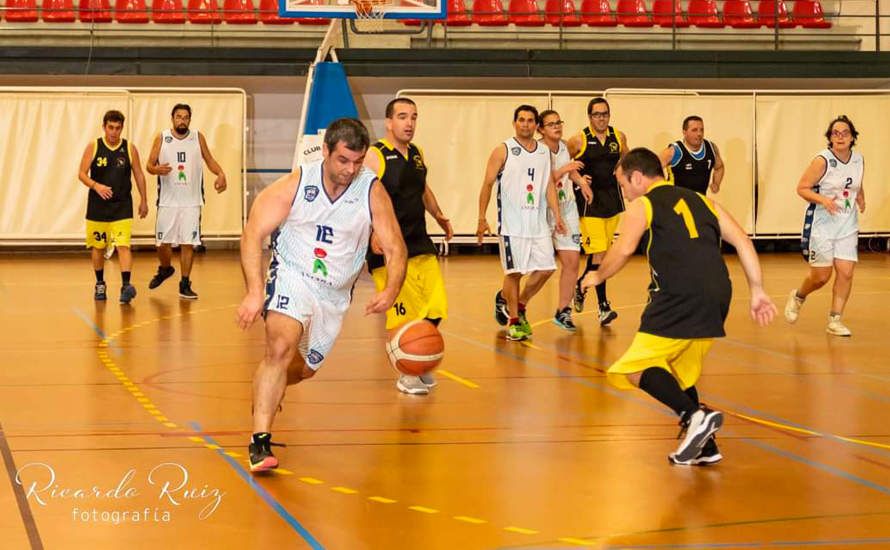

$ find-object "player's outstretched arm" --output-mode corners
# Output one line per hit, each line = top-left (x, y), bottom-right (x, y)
(581, 198), (647, 290)
(713, 200), (776, 327)
(236, 169), (301, 330)
(367, 180), (407, 315)
(477, 145), (506, 244)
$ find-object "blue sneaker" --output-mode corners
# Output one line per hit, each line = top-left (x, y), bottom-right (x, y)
(119, 284), (137, 305)
(94, 282), (107, 301)
(552, 307), (576, 332)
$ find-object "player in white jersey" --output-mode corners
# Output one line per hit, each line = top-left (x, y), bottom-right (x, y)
(477, 105), (566, 342)
(537, 109), (592, 332)
(785, 115), (866, 337)
(146, 103), (227, 300)
(237, 118), (406, 473)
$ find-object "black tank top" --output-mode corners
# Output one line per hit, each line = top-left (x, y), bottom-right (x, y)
(366, 140), (436, 271)
(86, 138), (133, 222)
(638, 183), (731, 339)
(573, 126), (625, 218)
(669, 140), (716, 195)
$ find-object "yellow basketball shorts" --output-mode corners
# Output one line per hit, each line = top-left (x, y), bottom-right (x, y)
(371, 253), (448, 330)
(579, 214), (620, 255)
(608, 332), (714, 390)
(85, 218), (132, 249)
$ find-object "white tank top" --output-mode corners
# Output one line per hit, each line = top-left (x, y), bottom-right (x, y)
(158, 129), (204, 207)
(272, 159), (374, 296)
(496, 138), (551, 237)
(811, 148), (863, 237)
(542, 139), (576, 219)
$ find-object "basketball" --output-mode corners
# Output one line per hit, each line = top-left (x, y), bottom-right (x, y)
(386, 319), (444, 376)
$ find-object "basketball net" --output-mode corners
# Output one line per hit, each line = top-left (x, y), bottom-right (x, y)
(349, 0), (387, 32)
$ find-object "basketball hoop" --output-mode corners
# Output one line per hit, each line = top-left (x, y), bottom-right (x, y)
(350, 0), (387, 31)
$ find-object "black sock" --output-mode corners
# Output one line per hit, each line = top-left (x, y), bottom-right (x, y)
(122, 271), (131, 286)
(595, 280), (608, 307)
(95, 269), (104, 283)
(638, 367), (697, 419)
(578, 260), (600, 286)
(181, 276), (190, 284)
(251, 432), (271, 445)
(684, 386), (700, 408)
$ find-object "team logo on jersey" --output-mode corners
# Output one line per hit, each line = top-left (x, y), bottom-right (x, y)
(572, 234), (581, 244)
(164, 136), (173, 143)
(556, 181), (566, 202)
(842, 190), (851, 209)
(511, 147), (521, 156)
(829, 159), (837, 168)
(177, 164), (187, 183)
(312, 248), (328, 277)
(307, 349), (324, 365)
(413, 155), (425, 170)
(115, 157), (127, 168)
(304, 185), (319, 202)
(609, 142), (619, 153)
(525, 184), (535, 205)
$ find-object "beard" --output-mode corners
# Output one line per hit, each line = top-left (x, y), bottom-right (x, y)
(175, 124), (189, 134)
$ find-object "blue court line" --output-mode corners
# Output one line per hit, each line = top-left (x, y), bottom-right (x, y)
(72, 307), (122, 356)
(247, 168), (291, 174)
(188, 421), (324, 550)
(742, 438), (890, 495)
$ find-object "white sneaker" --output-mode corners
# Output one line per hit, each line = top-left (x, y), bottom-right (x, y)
(784, 289), (804, 323)
(826, 314), (852, 337)
(419, 373), (437, 388)
(670, 408), (723, 463)
(397, 375), (429, 395)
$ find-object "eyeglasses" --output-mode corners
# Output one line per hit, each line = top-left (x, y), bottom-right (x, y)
(831, 130), (851, 138)
(590, 111), (610, 118)
(543, 120), (564, 127)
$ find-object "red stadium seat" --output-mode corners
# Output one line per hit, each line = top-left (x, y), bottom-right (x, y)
(616, 0), (652, 26)
(187, 0), (222, 23)
(792, 0), (830, 28)
(472, 0), (508, 25)
(43, 0), (77, 22)
(115, 0), (149, 22)
(545, 0), (582, 26)
(652, 0), (688, 27)
(223, 0), (257, 23)
(510, 0), (545, 25)
(80, 0), (112, 21)
(5, 0), (40, 21)
(258, 0), (295, 23)
(723, 0), (758, 27)
(686, 0), (722, 26)
(153, 0), (186, 22)
(757, 0), (793, 27)
(579, 0), (616, 26)
(445, 0), (472, 25)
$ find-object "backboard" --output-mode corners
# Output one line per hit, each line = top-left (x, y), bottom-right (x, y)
(279, 0), (445, 19)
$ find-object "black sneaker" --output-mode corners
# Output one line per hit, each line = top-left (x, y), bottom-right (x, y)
(573, 282), (586, 313)
(669, 407), (723, 464)
(119, 284), (137, 305)
(179, 280), (198, 300)
(148, 265), (175, 289)
(670, 436), (722, 466)
(94, 282), (107, 301)
(598, 301), (618, 326)
(249, 434), (284, 473)
(494, 291), (509, 326)
(553, 307), (576, 332)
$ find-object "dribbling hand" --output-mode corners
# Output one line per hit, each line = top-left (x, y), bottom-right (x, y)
(365, 289), (396, 315)
(236, 292), (265, 330)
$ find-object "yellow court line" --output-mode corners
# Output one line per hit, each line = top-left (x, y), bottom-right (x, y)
(558, 537), (595, 546)
(437, 368), (480, 389)
(454, 515), (487, 525)
(408, 505), (439, 514)
(504, 526), (539, 535)
(368, 496), (398, 504)
(332, 486), (358, 495)
(520, 341), (544, 351)
(299, 477), (325, 485)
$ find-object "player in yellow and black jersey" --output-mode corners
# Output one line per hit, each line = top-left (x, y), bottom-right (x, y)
(567, 97), (628, 326)
(78, 110), (148, 304)
(581, 148), (776, 466)
(364, 97), (452, 396)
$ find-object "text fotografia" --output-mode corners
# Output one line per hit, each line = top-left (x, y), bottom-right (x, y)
(15, 462), (225, 521)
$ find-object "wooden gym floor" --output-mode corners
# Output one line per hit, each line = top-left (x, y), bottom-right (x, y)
(0, 250), (889, 549)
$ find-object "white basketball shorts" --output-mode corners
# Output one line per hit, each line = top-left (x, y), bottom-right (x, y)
(156, 206), (201, 246)
(499, 235), (556, 275)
